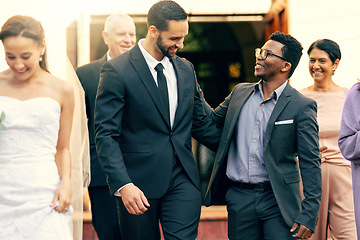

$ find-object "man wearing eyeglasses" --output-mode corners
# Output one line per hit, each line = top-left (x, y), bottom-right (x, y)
(204, 32), (322, 239)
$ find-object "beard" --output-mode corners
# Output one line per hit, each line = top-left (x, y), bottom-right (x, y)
(254, 72), (265, 80)
(156, 34), (176, 58)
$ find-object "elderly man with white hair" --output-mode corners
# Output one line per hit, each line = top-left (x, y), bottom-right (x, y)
(76, 13), (136, 240)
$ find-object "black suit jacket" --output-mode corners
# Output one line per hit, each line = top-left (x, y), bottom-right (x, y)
(76, 55), (107, 187)
(204, 82), (322, 232)
(94, 44), (221, 198)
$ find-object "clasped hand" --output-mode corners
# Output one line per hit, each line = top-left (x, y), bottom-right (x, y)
(290, 223), (313, 239)
(50, 180), (72, 213)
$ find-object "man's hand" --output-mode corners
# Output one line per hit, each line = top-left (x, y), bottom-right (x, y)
(290, 223), (313, 239)
(120, 184), (150, 215)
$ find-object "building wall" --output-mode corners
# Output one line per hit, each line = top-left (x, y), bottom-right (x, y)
(0, 0), (79, 80)
(288, 0), (360, 90)
(0, 0), (271, 74)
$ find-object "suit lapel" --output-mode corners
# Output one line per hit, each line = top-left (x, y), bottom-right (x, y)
(129, 45), (170, 127)
(217, 84), (255, 166)
(263, 83), (292, 150)
(97, 55), (107, 72)
(99, 55), (107, 64)
(226, 84), (255, 135)
(170, 56), (184, 127)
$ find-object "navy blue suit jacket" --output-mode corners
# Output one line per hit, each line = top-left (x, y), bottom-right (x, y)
(94, 44), (221, 198)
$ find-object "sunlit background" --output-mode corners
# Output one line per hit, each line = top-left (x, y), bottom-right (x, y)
(1, 0), (360, 202)
(1, 1), (360, 238)
(1, 0), (359, 91)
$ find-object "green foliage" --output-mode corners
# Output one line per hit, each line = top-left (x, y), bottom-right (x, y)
(0, 111), (7, 131)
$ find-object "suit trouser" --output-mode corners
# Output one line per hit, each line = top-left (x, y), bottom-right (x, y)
(116, 163), (201, 240)
(88, 186), (121, 240)
(226, 185), (294, 240)
(309, 163), (356, 240)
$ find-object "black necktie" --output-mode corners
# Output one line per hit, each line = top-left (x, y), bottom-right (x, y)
(155, 63), (170, 121)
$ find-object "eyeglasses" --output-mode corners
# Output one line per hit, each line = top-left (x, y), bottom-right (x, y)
(255, 48), (288, 62)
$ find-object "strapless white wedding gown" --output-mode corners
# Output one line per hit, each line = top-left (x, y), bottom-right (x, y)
(0, 96), (73, 240)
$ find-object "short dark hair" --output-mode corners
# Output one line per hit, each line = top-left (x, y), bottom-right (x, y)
(0, 15), (48, 72)
(307, 39), (341, 64)
(147, 0), (187, 31)
(269, 31), (303, 78)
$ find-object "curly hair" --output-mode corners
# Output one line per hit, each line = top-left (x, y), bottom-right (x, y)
(270, 31), (303, 78)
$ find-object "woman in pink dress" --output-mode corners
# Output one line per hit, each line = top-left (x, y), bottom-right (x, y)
(300, 39), (356, 239)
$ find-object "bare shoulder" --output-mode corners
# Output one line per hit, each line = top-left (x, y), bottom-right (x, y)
(0, 70), (13, 94)
(45, 73), (74, 105)
(55, 76), (73, 97)
(0, 69), (12, 82)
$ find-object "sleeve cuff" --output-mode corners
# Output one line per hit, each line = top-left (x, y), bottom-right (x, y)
(114, 183), (134, 197)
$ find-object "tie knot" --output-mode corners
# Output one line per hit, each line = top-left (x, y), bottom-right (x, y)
(155, 63), (164, 72)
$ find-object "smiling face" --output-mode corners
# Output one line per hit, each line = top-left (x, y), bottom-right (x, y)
(155, 20), (188, 58)
(103, 17), (136, 58)
(254, 40), (287, 81)
(308, 47), (338, 84)
(3, 35), (44, 81)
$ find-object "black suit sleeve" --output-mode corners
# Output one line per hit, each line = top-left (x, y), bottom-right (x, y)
(211, 85), (242, 128)
(190, 65), (222, 152)
(294, 99), (322, 231)
(197, 85), (214, 117)
(94, 61), (131, 195)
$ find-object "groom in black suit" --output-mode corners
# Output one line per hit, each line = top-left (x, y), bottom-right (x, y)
(76, 14), (136, 240)
(94, 1), (221, 239)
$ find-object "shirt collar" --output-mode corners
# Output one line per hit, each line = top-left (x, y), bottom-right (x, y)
(106, 51), (112, 61)
(138, 39), (172, 71)
(254, 80), (288, 101)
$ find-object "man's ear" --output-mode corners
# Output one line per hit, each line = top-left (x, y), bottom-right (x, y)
(102, 31), (109, 45)
(149, 25), (159, 39)
(281, 61), (292, 74)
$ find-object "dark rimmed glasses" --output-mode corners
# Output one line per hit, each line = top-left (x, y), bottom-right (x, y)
(255, 48), (288, 62)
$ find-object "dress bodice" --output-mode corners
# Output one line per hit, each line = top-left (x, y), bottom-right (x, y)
(300, 88), (349, 165)
(0, 96), (73, 240)
(0, 96), (60, 162)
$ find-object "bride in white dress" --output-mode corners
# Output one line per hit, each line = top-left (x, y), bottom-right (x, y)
(0, 15), (74, 239)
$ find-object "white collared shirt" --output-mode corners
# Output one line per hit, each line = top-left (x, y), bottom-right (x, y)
(106, 51), (112, 61)
(226, 80), (288, 183)
(138, 39), (178, 128)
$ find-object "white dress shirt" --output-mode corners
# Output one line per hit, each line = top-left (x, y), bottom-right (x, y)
(138, 39), (178, 127)
(115, 39), (179, 196)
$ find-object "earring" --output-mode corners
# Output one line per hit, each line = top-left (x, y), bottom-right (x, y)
(39, 56), (43, 62)
(332, 69), (336, 75)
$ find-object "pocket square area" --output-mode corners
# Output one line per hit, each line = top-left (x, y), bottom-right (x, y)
(275, 119), (294, 125)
